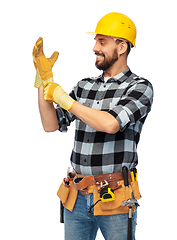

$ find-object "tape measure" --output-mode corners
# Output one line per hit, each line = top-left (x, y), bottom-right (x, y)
(88, 181), (115, 214)
(100, 187), (115, 202)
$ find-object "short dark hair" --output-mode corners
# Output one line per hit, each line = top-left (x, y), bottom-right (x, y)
(115, 39), (131, 56)
(126, 42), (131, 56)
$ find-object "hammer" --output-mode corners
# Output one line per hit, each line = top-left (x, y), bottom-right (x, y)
(122, 166), (139, 240)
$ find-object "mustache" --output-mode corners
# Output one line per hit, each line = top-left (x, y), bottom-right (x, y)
(95, 52), (105, 57)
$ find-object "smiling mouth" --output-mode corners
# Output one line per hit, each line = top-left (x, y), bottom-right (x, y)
(95, 53), (104, 61)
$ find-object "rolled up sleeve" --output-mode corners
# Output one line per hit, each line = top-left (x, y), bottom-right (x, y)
(55, 86), (77, 132)
(56, 106), (75, 132)
(108, 79), (153, 131)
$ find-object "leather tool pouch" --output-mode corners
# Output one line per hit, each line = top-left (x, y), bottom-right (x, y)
(57, 179), (78, 212)
(57, 171), (141, 215)
(131, 181), (141, 199)
(97, 180), (141, 212)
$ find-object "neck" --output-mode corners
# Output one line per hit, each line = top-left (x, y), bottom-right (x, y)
(104, 59), (128, 77)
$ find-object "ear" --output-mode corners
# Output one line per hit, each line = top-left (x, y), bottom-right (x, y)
(118, 42), (128, 55)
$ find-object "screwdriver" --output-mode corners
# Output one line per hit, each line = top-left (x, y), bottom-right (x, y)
(131, 168), (138, 182)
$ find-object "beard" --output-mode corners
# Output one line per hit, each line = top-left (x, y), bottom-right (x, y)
(95, 49), (118, 71)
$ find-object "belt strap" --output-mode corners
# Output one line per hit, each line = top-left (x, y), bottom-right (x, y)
(74, 171), (131, 195)
(74, 175), (95, 191)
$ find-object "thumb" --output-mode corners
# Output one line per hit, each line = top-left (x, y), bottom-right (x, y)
(48, 51), (59, 67)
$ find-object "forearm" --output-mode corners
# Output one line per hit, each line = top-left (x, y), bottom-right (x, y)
(42, 82), (119, 133)
(70, 101), (120, 134)
(38, 86), (59, 132)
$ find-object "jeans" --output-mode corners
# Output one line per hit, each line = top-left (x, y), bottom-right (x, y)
(64, 192), (137, 240)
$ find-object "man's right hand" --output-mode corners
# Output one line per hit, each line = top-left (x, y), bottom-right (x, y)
(32, 37), (59, 88)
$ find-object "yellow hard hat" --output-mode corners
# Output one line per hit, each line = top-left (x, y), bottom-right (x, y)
(88, 12), (136, 47)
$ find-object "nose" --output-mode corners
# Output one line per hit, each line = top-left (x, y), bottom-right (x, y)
(92, 41), (100, 53)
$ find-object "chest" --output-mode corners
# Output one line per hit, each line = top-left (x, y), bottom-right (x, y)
(76, 81), (129, 111)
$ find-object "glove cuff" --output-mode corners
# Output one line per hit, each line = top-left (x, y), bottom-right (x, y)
(34, 69), (42, 88)
(59, 93), (75, 110)
(53, 86), (75, 110)
(42, 77), (54, 86)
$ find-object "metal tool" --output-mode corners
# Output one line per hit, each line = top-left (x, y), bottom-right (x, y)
(100, 180), (109, 188)
(60, 167), (71, 223)
(122, 166), (139, 240)
(60, 201), (64, 223)
(100, 180), (115, 202)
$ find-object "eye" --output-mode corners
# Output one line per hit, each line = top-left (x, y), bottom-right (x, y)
(100, 41), (106, 46)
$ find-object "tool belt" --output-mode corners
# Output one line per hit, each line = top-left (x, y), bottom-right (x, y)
(57, 170), (141, 216)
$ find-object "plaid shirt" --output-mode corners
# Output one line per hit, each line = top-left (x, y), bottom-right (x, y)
(56, 67), (153, 175)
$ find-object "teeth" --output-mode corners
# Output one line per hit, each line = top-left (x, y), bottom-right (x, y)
(97, 55), (103, 58)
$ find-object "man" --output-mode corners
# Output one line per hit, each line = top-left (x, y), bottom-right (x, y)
(33, 12), (153, 240)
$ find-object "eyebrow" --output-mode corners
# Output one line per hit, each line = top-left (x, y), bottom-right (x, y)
(94, 37), (107, 41)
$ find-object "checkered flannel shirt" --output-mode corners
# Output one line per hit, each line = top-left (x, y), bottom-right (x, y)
(56, 67), (153, 175)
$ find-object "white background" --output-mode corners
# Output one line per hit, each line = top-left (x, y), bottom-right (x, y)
(1, 0), (176, 239)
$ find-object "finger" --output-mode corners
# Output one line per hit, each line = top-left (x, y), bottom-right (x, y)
(48, 51), (59, 67)
(36, 37), (43, 45)
(32, 37), (43, 57)
(35, 37), (43, 54)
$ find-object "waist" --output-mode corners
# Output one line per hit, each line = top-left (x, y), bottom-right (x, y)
(77, 171), (131, 182)
(74, 171), (132, 195)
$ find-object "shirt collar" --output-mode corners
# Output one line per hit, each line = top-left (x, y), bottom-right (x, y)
(94, 67), (132, 84)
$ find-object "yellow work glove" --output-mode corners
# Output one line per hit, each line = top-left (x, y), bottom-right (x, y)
(44, 83), (75, 111)
(34, 69), (43, 88)
(32, 37), (59, 88)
